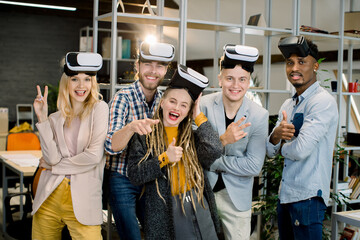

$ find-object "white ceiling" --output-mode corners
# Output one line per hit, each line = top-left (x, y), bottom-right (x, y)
(130, 0), (360, 60)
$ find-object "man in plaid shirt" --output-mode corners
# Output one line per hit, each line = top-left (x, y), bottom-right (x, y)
(105, 41), (175, 240)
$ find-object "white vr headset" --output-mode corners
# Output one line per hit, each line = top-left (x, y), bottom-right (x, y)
(168, 64), (209, 101)
(139, 42), (175, 63)
(64, 52), (103, 76)
(221, 44), (259, 73)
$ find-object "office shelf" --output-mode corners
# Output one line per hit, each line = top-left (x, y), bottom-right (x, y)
(340, 144), (360, 151)
(91, 0), (360, 238)
(342, 92), (360, 96)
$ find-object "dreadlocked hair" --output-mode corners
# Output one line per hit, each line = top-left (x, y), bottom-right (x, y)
(138, 88), (205, 213)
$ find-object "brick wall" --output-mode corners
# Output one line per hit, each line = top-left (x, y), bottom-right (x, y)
(0, 11), (91, 129)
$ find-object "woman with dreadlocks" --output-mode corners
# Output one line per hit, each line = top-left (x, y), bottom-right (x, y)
(127, 64), (223, 240)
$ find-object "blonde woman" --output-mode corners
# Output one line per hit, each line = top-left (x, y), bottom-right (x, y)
(127, 65), (222, 240)
(32, 52), (108, 239)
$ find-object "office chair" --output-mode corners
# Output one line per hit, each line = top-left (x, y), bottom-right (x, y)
(4, 167), (71, 240)
(4, 132), (71, 239)
(2, 131), (40, 239)
(4, 131), (41, 192)
(4, 189), (33, 239)
(6, 131), (41, 151)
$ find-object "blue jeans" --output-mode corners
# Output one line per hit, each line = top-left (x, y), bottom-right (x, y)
(108, 171), (145, 240)
(277, 197), (327, 240)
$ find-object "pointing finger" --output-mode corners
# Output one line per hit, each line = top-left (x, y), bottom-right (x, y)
(145, 118), (160, 126)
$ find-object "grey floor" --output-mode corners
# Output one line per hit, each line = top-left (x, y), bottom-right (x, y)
(0, 187), (337, 240)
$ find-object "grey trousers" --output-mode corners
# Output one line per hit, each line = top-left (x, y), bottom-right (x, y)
(172, 189), (218, 240)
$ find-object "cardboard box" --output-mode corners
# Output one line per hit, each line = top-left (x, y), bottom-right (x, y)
(0, 132), (7, 151)
(102, 37), (125, 59)
(102, 37), (111, 59)
(0, 108), (9, 133)
(345, 12), (360, 31)
(79, 36), (93, 52)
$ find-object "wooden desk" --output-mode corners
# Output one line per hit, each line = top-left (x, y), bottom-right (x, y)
(331, 210), (360, 240)
(0, 150), (41, 234)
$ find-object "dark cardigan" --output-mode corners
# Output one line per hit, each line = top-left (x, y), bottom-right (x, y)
(127, 121), (223, 240)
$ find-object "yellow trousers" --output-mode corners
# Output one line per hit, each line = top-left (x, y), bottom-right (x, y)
(32, 178), (102, 240)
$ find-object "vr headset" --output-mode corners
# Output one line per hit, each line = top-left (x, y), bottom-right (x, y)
(220, 44), (259, 73)
(139, 42), (175, 63)
(278, 35), (319, 60)
(168, 64), (209, 101)
(64, 52), (103, 76)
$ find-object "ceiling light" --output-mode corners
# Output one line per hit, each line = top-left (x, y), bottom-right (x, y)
(144, 35), (157, 44)
(0, 1), (76, 11)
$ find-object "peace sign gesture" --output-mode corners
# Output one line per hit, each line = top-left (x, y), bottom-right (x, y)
(33, 85), (49, 123)
(220, 116), (251, 146)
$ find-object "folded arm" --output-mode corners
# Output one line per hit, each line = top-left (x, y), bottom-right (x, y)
(51, 102), (109, 175)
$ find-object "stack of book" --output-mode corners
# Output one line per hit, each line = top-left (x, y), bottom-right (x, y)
(340, 225), (360, 240)
(335, 180), (352, 202)
(349, 177), (360, 199)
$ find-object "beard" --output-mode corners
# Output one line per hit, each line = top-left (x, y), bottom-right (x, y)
(139, 74), (165, 91)
(292, 83), (303, 88)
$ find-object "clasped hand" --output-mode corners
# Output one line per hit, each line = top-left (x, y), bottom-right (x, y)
(39, 157), (52, 170)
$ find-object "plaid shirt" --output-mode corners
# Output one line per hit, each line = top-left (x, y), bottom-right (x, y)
(105, 80), (162, 175)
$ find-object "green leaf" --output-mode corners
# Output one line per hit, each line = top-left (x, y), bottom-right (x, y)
(318, 57), (326, 64)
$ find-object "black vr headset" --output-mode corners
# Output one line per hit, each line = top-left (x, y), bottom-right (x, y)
(64, 52), (103, 76)
(168, 64), (209, 101)
(278, 35), (319, 60)
(220, 44), (259, 73)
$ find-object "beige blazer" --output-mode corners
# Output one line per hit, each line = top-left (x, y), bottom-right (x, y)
(32, 101), (109, 225)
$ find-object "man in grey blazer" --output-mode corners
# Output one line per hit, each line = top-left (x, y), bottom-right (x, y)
(200, 44), (269, 240)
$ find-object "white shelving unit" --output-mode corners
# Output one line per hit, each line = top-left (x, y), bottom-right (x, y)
(79, 26), (140, 101)
(91, 0), (295, 105)
(91, 0), (360, 238)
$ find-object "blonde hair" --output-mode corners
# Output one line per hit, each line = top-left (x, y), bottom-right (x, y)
(139, 88), (205, 212)
(57, 73), (102, 126)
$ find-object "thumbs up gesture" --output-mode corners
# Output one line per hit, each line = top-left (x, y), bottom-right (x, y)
(166, 138), (183, 163)
(270, 110), (295, 145)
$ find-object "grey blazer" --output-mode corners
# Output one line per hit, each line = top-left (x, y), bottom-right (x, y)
(200, 92), (269, 211)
